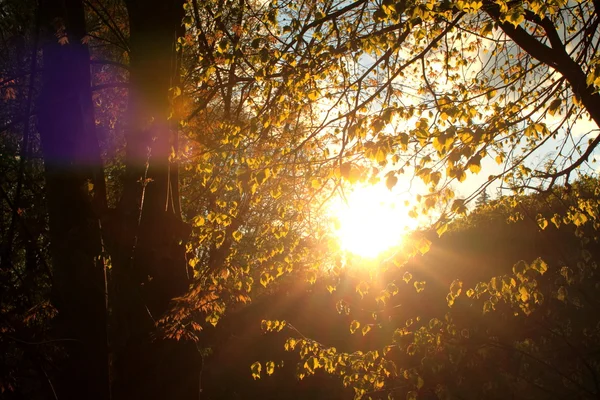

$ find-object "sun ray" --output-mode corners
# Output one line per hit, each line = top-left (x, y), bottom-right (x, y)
(332, 184), (417, 259)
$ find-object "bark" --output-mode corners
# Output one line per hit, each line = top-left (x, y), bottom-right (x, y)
(37, 0), (109, 398)
(484, 3), (600, 181)
(111, 0), (199, 398)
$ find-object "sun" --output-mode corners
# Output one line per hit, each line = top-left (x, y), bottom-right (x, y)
(332, 184), (417, 258)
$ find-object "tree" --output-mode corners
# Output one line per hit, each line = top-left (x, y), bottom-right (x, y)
(475, 189), (490, 208)
(4, 0), (600, 399)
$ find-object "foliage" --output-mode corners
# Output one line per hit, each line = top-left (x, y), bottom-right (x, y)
(258, 178), (600, 399)
(2, 0), (600, 398)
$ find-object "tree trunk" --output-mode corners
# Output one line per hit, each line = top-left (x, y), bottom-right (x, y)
(111, 1), (199, 398)
(37, 0), (109, 399)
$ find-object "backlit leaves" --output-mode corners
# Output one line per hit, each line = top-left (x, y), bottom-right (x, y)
(265, 361), (275, 376)
(251, 361), (261, 380)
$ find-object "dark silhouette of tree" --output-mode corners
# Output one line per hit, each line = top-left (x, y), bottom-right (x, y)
(475, 189), (490, 209)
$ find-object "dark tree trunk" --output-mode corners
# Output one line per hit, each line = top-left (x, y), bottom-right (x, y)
(37, 0), (109, 399)
(111, 1), (199, 398)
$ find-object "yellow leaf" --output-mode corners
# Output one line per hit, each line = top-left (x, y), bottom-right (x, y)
(536, 214), (548, 230)
(233, 230), (243, 241)
(350, 320), (360, 334)
(361, 325), (371, 336)
(250, 361), (262, 380)
(193, 216), (205, 227)
(356, 281), (369, 298)
(266, 361), (275, 376)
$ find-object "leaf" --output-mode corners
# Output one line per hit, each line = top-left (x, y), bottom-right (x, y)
(506, 7), (525, 27)
(519, 286), (530, 302)
(255, 168), (271, 185)
(260, 272), (272, 287)
(361, 325), (371, 336)
(350, 320), (360, 334)
(435, 221), (448, 237)
(414, 281), (426, 293)
(450, 279), (463, 297)
(169, 86), (181, 99)
(193, 216), (205, 227)
(481, 21), (494, 36)
(356, 281), (369, 298)
(306, 270), (317, 285)
(386, 174), (398, 190)
(266, 361), (275, 376)
(206, 313), (220, 327)
(557, 286), (567, 302)
(536, 214), (548, 230)
(548, 98), (561, 116)
(451, 199), (467, 214)
(467, 155), (482, 174)
(572, 212), (588, 227)
(418, 238), (431, 255)
(250, 361), (262, 380)
(232, 230), (243, 241)
(483, 300), (494, 314)
(340, 162), (352, 178)
(304, 356), (320, 373)
(531, 258), (548, 275)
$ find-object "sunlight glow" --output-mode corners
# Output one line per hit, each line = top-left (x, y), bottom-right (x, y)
(332, 184), (417, 259)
